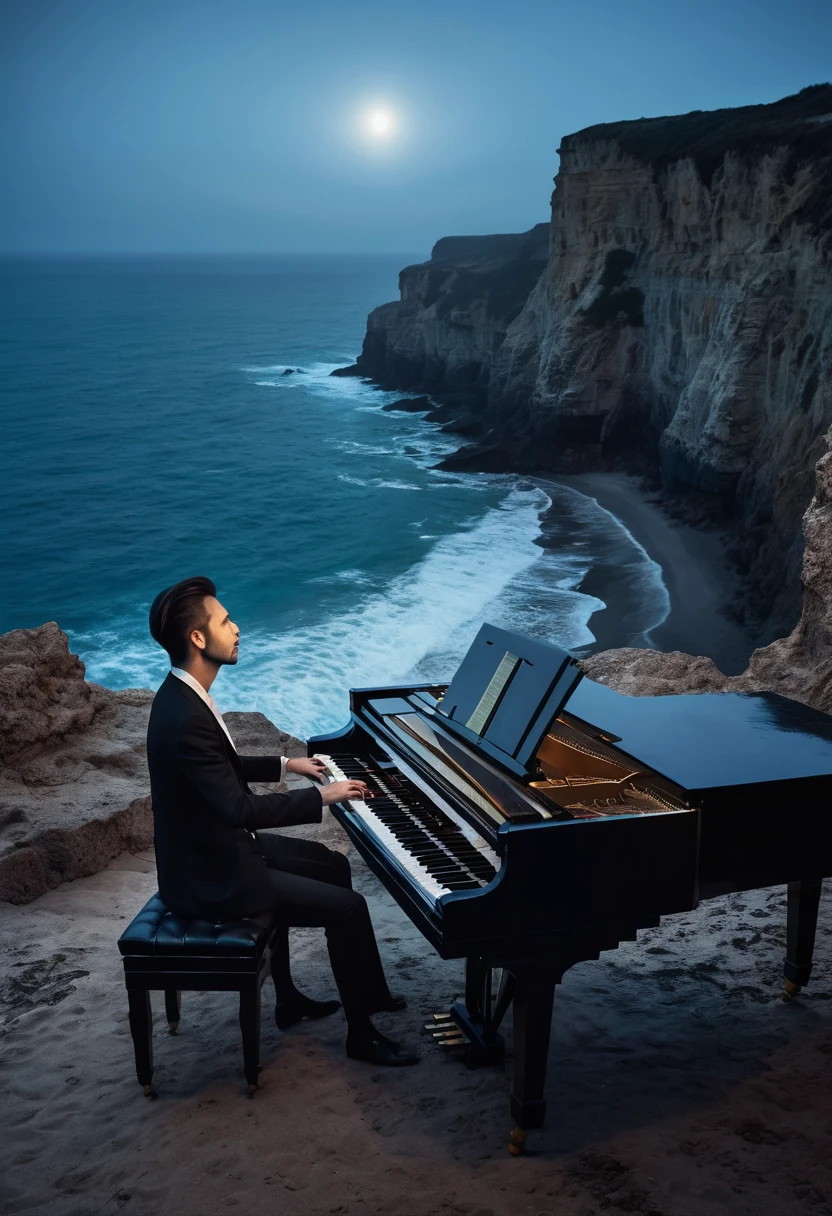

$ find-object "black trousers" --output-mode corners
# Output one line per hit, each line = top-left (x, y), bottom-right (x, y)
(257, 832), (393, 1018)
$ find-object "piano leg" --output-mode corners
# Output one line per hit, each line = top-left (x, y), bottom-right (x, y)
(784, 877), (823, 998)
(508, 965), (557, 1156)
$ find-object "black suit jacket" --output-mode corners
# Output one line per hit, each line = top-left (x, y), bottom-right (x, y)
(146, 672), (323, 921)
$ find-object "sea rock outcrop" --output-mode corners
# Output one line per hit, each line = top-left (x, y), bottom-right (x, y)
(347, 86), (832, 644)
(0, 626), (305, 904)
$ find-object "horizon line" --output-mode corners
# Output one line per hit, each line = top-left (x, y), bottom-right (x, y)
(0, 249), (433, 258)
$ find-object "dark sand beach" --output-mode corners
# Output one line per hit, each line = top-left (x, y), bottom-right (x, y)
(541, 474), (755, 675)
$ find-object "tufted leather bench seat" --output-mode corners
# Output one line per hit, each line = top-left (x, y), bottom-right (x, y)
(118, 892), (281, 1097)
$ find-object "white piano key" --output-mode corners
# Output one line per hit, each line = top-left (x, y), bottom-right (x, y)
(314, 752), (501, 875)
(313, 753), (496, 903)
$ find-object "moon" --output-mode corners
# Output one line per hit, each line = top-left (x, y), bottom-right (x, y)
(366, 109), (395, 138)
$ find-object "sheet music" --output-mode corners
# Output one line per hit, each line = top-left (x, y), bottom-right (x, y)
(466, 651), (520, 736)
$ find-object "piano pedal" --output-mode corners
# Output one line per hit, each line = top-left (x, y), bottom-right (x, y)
(424, 1014), (468, 1051)
(426, 1025), (466, 1040)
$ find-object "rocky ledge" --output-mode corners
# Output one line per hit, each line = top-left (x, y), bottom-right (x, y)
(0, 625), (305, 904)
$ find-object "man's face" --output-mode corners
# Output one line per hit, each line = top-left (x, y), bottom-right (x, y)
(193, 596), (240, 666)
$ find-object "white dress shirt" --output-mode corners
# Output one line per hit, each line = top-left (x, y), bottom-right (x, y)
(170, 668), (287, 783)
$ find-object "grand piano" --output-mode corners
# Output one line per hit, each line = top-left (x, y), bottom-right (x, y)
(308, 625), (832, 1154)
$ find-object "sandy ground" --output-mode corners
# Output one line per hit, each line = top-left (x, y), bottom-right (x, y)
(2, 808), (831, 1216)
(544, 474), (754, 675)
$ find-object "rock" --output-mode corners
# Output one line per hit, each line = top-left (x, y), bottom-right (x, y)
(281, 368), (295, 375)
(580, 649), (741, 697)
(0, 626), (306, 904)
(350, 225), (549, 401)
(743, 428), (832, 712)
(436, 441), (514, 473)
(329, 364), (364, 377)
(0, 626), (156, 903)
(223, 710), (306, 759)
(349, 87), (832, 646)
(580, 426), (832, 715)
(0, 795), (154, 905)
(0, 622), (114, 764)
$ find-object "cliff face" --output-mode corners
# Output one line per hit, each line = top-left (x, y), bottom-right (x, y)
(348, 87), (832, 642)
(355, 224), (550, 409)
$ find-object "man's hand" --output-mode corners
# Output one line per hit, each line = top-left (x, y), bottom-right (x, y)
(321, 779), (371, 806)
(286, 757), (328, 781)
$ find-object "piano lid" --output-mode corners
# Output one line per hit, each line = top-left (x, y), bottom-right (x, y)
(567, 678), (832, 793)
(434, 624), (583, 775)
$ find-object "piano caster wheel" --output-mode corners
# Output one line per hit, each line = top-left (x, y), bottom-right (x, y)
(783, 979), (802, 1001)
(142, 1085), (156, 1101)
(167, 1021), (180, 1035)
(246, 1083), (259, 1098)
(508, 1126), (527, 1156)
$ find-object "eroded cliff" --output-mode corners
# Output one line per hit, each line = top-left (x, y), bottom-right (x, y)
(345, 86), (832, 643)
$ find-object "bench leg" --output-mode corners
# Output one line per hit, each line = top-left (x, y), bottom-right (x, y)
(239, 982), (261, 1092)
(164, 989), (181, 1034)
(127, 988), (155, 1098)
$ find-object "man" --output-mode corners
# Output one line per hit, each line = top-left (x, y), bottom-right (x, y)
(146, 575), (418, 1067)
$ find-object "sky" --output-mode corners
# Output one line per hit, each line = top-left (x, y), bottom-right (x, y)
(1, 0), (830, 253)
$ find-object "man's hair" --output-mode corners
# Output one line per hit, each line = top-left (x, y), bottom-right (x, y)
(149, 576), (217, 666)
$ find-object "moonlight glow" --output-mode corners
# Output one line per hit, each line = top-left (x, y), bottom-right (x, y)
(366, 109), (395, 138)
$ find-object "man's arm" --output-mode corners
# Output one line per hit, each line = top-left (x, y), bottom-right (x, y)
(239, 755), (327, 783)
(238, 755), (286, 783)
(175, 715), (322, 830)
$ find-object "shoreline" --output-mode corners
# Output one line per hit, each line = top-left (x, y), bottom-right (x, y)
(536, 472), (756, 676)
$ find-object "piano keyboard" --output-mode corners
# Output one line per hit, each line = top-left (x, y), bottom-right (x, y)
(314, 753), (501, 904)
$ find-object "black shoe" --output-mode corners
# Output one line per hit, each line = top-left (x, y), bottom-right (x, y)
(275, 994), (341, 1030)
(345, 1030), (420, 1067)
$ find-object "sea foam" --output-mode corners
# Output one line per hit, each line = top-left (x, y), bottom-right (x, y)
(224, 485), (552, 738)
(73, 361), (668, 740)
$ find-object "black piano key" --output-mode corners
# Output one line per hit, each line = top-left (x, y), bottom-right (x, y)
(415, 851), (458, 865)
(330, 755), (498, 887)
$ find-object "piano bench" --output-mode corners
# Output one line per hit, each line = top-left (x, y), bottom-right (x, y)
(117, 892), (281, 1098)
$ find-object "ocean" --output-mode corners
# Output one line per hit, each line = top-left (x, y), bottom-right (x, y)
(0, 254), (669, 739)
